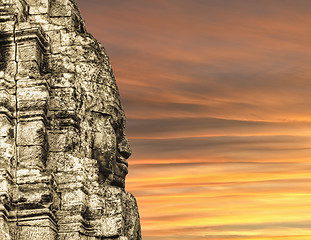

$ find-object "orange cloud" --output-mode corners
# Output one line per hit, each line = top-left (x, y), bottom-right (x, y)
(76, 0), (311, 239)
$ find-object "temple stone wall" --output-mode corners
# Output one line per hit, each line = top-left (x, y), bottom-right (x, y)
(0, 0), (142, 239)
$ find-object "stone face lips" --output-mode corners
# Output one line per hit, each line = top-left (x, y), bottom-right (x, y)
(0, 0), (142, 239)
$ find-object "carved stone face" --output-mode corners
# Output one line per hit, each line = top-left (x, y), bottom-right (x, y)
(114, 121), (132, 186)
(91, 110), (131, 187)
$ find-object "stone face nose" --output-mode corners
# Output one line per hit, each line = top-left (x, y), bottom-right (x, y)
(118, 135), (132, 159)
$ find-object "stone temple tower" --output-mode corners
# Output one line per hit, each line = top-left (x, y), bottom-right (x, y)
(0, 0), (142, 239)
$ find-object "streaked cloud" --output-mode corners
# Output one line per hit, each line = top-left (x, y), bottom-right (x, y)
(76, 0), (311, 239)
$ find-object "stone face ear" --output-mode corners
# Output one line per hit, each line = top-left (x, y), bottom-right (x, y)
(0, 0), (141, 239)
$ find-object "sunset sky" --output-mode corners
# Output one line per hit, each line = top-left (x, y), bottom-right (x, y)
(76, 1), (311, 239)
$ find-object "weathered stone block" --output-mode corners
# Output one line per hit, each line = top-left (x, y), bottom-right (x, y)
(17, 183), (51, 204)
(57, 231), (83, 240)
(50, 110), (79, 128)
(0, 90), (15, 115)
(0, 80), (15, 94)
(0, 171), (12, 198)
(61, 189), (86, 211)
(0, 216), (10, 240)
(0, 115), (13, 137)
(14, 225), (57, 240)
(17, 146), (46, 169)
(54, 153), (83, 171)
(0, 60), (16, 81)
(45, 29), (61, 52)
(17, 85), (48, 102)
(48, 129), (79, 153)
(60, 29), (77, 46)
(25, 0), (49, 14)
(0, 179), (9, 196)
(16, 78), (47, 87)
(17, 42), (43, 63)
(15, 168), (41, 179)
(49, 0), (77, 17)
(100, 214), (123, 237)
(17, 120), (46, 146)
(18, 100), (47, 112)
(0, 44), (15, 62)
(49, 87), (77, 111)
(49, 54), (75, 72)
(0, 20), (14, 32)
(49, 16), (73, 29)
(48, 73), (74, 88)
(0, 136), (14, 168)
(28, 13), (50, 24)
(17, 60), (41, 78)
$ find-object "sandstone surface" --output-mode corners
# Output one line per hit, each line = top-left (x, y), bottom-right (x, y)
(0, 0), (142, 239)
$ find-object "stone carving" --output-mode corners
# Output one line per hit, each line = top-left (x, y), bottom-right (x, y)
(0, 0), (141, 239)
